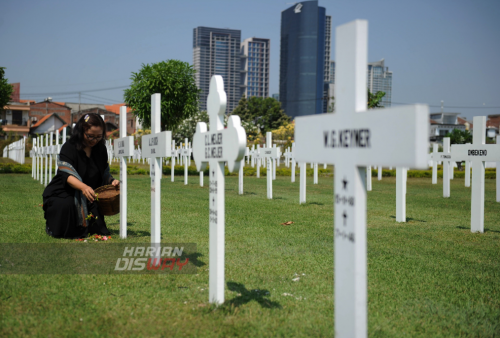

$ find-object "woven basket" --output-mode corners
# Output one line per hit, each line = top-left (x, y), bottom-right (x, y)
(95, 185), (120, 216)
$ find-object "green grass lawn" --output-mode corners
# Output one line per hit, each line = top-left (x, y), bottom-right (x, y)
(0, 172), (499, 337)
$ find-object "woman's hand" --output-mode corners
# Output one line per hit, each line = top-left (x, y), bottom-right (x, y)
(111, 179), (120, 187)
(81, 184), (96, 202)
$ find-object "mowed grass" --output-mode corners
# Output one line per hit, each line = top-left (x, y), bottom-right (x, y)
(0, 171), (499, 337)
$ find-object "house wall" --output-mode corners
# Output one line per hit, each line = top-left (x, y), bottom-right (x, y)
(29, 102), (71, 125)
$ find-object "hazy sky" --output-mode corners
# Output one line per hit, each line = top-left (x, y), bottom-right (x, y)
(1, 0), (499, 120)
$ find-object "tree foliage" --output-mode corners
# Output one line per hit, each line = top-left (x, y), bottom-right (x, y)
(368, 90), (386, 109)
(233, 96), (289, 134)
(446, 128), (472, 145)
(0, 67), (13, 113)
(271, 121), (294, 150)
(123, 60), (200, 132)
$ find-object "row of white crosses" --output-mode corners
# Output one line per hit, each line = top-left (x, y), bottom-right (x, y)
(4, 137), (26, 164)
(430, 116), (500, 233)
(295, 20), (429, 338)
(32, 129), (66, 186)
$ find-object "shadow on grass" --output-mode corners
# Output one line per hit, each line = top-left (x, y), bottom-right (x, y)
(185, 252), (206, 267)
(221, 282), (282, 310)
(301, 201), (324, 206)
(108, 222), (136, 227)
(456, 226), (500, 233)
(243, 192), (257, 195)
(274, 197), (286, 200)
(108, 229), (151, 237)
(390, 216), (427, 223)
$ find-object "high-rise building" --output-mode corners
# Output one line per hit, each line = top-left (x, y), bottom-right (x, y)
(329, 59), (393, 107)
(279, 1), (331, 119)
(193, 26), (241, 114)
(240, 38), (270, 99)
(367, 59), (392, 107)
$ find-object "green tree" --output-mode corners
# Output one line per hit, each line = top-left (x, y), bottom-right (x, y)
(445, 128), (473, 170)
(0, 67), (13, 113)
(234, 96), (289, 134)
(124, 60), (200, 132)
(368, 90), (386, 109)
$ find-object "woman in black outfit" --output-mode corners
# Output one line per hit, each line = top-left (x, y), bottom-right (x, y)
(42, 113), (120, 238)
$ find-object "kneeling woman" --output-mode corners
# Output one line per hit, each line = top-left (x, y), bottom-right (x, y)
(43, 113), (119, 238)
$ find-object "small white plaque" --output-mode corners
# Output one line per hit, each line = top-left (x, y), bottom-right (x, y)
(142, 131), (172, 158)
(114, 136), (135, 157)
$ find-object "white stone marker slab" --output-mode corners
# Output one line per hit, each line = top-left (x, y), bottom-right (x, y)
(396, 167), (408, 222)
(192, 75), (246, 305)
(294, 20), (428, 338)
(114, 106), (135, 239)
(299, 162), (306, 204)
(314, 163), (318, 184)
(291, 143), (296, 183)
(366, 166), (372, 191)
(451, 116), (500, 233)
(141, 94), (172, 244)
(431, 144), (439, 184)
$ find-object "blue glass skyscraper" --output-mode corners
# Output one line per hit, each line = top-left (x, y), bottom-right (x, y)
(279, 1), (331, 119)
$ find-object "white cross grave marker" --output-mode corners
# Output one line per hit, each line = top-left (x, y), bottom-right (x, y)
(171, 141), (177, 182)
(497, 136), (500, 202)
(261, 132), (281, 199)
(377, 166), (382, 181)
(192, 75), (246, 304)
(299, 161), (306, 204)
(114, 106), (135, 239)
(294, 20), (428, 337)
(180, 138), (190, 185)
(291, 143), (296, 183)
(451, 116), (500, 233)
(314, 163), (318, 184)
(141, 94), (172, 244)
(366, 166), (372, 191)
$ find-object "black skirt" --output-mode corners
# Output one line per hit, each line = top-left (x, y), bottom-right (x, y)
(43, 195), (111, 239)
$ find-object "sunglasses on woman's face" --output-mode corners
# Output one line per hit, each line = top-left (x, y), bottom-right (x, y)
(85, 133), (103, 141)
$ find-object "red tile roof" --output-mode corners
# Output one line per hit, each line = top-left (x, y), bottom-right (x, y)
(104, 103), (131, 115)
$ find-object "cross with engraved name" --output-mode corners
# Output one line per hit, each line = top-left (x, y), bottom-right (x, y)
(450, 116), (500, 233)
(141, 94), (172, 244)
(114, 106), (135, 239)
(192, 75), (246, 305)
(430, 137), (453, 197)
(294, 20), (429, 338)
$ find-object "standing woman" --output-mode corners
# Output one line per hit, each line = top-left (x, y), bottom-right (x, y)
(42, 113), (120, 238)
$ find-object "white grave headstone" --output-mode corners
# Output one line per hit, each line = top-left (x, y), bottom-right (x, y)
(262, 132), (280, 199)
(294, 20), (428, 338)
(192, 75), (246, 304)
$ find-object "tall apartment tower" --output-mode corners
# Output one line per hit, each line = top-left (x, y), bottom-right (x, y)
(240, 38), (270, 99)
(329, 59), (393, 108)
(279, 1), (331, 119)
(193, 27), (241, 114)
(367, 59), (392, 107)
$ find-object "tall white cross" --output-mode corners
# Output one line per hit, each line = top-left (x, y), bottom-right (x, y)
(180, 137), (190, 185)
(451, 116), (500, 233)
(114, 106), (135, 239)
(141, 94), (172, 244)
(192, 75), (246, 305)
(294, 20), (428, 338)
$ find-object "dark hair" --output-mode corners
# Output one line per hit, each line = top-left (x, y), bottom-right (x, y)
(69, 113), (107, 150)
